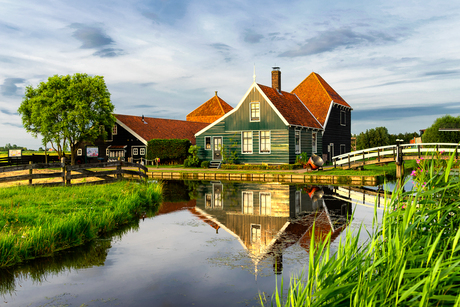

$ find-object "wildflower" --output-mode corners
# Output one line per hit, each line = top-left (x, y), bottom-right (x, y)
(410, 170), (417, 176)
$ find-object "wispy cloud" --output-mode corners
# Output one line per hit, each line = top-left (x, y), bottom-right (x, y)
(70, 23), (114, 49)
(0, 108), (18, 115)
(279, 28), (397, 57)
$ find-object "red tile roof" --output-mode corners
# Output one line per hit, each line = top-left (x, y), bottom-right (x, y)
(257, 84), (323, 129)
(292, 72), (351, 126)
(186, 93), (233, 124)
(115, 114), (208, 145)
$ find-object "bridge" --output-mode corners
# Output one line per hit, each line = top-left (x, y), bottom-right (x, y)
(332, 143), (459, 174)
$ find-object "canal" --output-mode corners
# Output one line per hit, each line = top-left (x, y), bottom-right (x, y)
(1, 180), (387, 307)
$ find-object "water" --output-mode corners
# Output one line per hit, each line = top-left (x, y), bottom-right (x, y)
(0, 180), (385, 307)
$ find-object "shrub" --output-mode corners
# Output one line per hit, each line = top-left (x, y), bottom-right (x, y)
(201, 161), (210, 168)
(183, 145), (200, 167)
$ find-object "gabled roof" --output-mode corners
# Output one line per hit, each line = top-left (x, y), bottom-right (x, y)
(196, 83), (323, 136)
(115, 114), (208, 145)
(292, 72), (352, 126)
(186, 92), (233, 124)
(257, 84), (323, 129)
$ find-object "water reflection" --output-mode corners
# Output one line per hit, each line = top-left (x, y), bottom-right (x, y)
(162, 181), (353, 276)
(0, 180), (384, 307)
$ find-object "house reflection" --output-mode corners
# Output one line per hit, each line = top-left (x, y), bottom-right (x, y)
(193, 182), (352, 275)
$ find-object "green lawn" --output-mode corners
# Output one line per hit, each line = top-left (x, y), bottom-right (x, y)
(0, 181), (162, 267)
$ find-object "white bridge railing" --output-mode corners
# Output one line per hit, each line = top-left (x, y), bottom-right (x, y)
(332, 143), (459, 168)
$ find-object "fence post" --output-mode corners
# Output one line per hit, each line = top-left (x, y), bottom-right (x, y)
(418, 145), (421, 159)
(29, 161), (33, 185)
(377, 149), (380, 162)
(456, 147), (458, 160)
(117, 157), (122, 180)
(61, 157), (66, 185)
(348, 154), (350, 169)
(363, 151), (365, 166)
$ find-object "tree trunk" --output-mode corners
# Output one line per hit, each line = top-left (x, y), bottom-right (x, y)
(70, 146), (78, 165)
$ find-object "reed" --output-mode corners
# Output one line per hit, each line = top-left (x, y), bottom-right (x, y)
(263, 150), (460, 306)
(0, 181), (162, 267)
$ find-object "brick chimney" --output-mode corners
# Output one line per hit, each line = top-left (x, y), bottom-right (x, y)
(272, 67), (281, 92)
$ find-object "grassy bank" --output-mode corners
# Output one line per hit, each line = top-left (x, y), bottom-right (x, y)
(262, 154), (460, 306)
(0, 181), (162, 268)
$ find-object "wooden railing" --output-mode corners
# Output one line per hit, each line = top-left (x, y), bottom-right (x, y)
(333, 143), (459, 169)
(0, 158), (147, 187)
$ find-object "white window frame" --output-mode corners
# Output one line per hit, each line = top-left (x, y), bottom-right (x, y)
(132, 147), (138, 156)
(259, 131), (271, 154)
(112, 125), (117, 135)
(340, 110), (346, 126)
(251, 224), (261, 243)
(106, 148), (109, 156)
(242, 131), (253, 154)
(140, 147), (146, 156)
(260, 192), (271, 215)
(312, 132), (317, 153)
(205, 136), (211, 150)
(77, 148), (82, 156)
(250, 102), (260, 122)
(295, 190), (301, 214)
(295, 130), (301, 154)
(242, 191), (254, 214)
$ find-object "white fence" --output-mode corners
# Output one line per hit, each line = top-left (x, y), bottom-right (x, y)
(332, 143), (459, 168)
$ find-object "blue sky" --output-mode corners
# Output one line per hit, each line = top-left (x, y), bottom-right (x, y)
(1, 0), (459, 149)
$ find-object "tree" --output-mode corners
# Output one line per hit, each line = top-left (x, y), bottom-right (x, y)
(356, 126), (390, 150)
(18, 73), (116, 165)
(422, 115), (460, 143)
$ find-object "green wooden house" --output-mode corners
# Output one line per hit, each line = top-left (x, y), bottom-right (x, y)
(195, 68), (323, 165)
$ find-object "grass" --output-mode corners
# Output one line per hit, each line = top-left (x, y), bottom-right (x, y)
(262, 152), (460, 306)
(0, 180), (162, 268)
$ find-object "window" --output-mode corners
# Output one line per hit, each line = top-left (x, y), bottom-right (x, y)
(260, 193), (271, 215)
(340, 144), (346, 155)
(242, 131), (253, 154)
(260, 131), (271, 153)
(213, 184), (223, 208)
(205, 137), (211, 150)
(295, 191), (301, 214)
(312, 132), (317, 153)
(251, 224), (261, 243)
(77, 148), (82, 156)
(205, 194), (212, 208)
(133, 148), (138, 156)
(140, 148), (146, 156)
(295, 130), (301, 154)
(250, 102), (260, 122)
(112, 125), (117, 135)
(106, 148), (109, 156)
(340, 110), (346, 126)
(242, 192), (253, 214)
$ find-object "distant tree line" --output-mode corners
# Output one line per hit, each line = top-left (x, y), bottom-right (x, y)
(355, 115), (460, 150)
(355, 127), (419, 150)
(0, 143), (28, 151)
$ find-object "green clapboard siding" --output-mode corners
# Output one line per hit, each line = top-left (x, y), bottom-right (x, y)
(196, 85), (322, 164)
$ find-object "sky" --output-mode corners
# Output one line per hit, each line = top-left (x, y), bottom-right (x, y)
(1, 0), (460, 149)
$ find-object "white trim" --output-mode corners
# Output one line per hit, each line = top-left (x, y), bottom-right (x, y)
(196, 82), (291, 137)
(259, 130), (271, 154)
(340, 110), (346, 126)
(140, 147), (146, 156)
(249, 102), (260, 122)
(204, 136), (212, 150)
(295, 130), (301, 154)
(115, 118), (148, 145)
(323, 100), (334, 131)
(241, 131), (253, 154)
(259, 192), (271, 215)
(312, 131), (317, 153)
(77, 148), (82, 156)
(242, 191), (254, 214)
(132, 147), (138, 156)
(293, 93), (324, 130)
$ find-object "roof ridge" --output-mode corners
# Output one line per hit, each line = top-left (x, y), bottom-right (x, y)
(312, 72), (333, 102)
(216, 96), (225, 114)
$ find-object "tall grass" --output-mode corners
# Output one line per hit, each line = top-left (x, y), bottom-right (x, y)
(262, 150), (460, 306)
(0, 181), (162, 267)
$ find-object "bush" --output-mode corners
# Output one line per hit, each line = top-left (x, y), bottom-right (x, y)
(183, 145), (200, 167)
(201, 161), (210, 168)
(147, 139), (191, 164)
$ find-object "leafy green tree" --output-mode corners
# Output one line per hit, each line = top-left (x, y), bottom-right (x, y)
(356, 126), (390, 150)
(18, 73), (116, 165)
(422, 115), (460, 143)
(389, 132), (419, 144)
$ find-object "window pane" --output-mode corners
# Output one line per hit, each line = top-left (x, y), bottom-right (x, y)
(251, 103), (260, 121)
(242, 131), (253, 153)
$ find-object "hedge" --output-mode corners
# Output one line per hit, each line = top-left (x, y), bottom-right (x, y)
(147, 139), (191, 164)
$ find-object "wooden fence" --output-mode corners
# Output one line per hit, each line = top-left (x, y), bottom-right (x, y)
(0, 154), (65, 167)
(0, 158), (147, 187)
